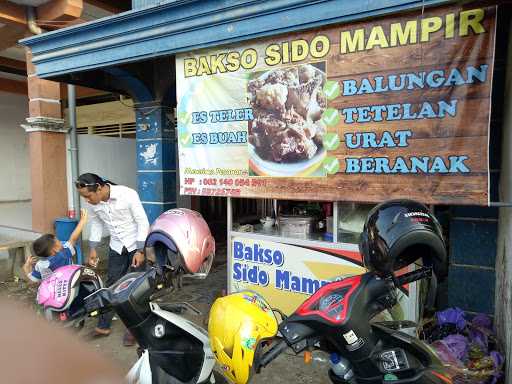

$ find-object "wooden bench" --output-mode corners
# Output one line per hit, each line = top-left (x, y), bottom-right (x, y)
(0, 227), (40, 281)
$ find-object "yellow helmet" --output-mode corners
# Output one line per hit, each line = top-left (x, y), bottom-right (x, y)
(208, 291), (278, 384)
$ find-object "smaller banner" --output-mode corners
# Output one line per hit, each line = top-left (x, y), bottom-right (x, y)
(229, 236), (419, 319)
(230, 236), (364, 315)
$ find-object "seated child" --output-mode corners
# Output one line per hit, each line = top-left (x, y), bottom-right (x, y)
(23, 209), (88, 282)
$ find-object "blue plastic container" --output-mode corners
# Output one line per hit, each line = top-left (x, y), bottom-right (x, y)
(54, 217), (83, 264)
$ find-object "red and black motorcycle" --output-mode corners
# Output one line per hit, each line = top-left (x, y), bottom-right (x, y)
(256, 266), (450, 384)
(211, 200), (451, 384)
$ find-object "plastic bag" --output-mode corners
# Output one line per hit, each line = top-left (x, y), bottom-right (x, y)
(443, 334), (469, 361)
(471, 314), (492, 330)
(436, 307), (467, 330)
(431, 340), (465, 367)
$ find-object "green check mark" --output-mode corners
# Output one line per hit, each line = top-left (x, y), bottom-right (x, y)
(323, 80), (340, 101)
(323, 132), (340, 151)
(178, 112), (190, 126)
(322, 108), (340, 127)
(179, 132), (192, 147)
(323, 156), (340, 175)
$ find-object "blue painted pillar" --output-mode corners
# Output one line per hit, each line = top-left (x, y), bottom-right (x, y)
(135, 103), (177, 224)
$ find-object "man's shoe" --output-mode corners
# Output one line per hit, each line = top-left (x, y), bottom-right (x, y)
(94, 327), (111, 337)
(123, 330), (136, 347)
(82, 327), (111, 340)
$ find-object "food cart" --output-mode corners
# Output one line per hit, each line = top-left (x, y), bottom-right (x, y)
(226, 199), (411, 317)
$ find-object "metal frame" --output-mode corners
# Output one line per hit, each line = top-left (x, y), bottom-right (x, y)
(227, 197), (233, 293)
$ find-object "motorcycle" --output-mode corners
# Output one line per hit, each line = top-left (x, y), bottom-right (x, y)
(36, 207), (222, 383)
(209, 200), (451, 384)
(254, 266), (450, 384)
(83, 266), (220, 384)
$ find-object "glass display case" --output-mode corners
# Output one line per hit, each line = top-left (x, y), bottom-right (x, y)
(335, 202), (374, 244)
(230, 198), (375, 246)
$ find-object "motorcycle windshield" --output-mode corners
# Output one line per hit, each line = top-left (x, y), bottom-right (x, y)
(295, 275), (362, 324)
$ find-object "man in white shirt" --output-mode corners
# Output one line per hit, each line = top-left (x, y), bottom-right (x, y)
(75, 173), (149, 345)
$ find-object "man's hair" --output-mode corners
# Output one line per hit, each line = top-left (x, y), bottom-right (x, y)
(75, 173), (116, 192)
(32, 234), (56, 258)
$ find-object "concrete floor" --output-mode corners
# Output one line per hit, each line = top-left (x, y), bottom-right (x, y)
(78, 262), (330, 383)
(80, 241), (330, 383)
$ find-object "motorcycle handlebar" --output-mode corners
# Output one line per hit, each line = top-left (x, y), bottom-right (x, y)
(395, 267), (432, 286)
(258, 340), (288, 369)
(83, 267), (168, 315)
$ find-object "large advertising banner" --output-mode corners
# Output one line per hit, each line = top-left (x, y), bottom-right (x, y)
(229, 236), (418, 319)
(176, 5), (496, 205)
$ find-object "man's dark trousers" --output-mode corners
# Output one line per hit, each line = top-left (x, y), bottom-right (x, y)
(97, 246), (144, 330)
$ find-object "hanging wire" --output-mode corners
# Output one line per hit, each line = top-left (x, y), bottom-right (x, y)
(118, 97), (137, 109)
(34, 20), (83, 26)
(117, 96), (175, 118)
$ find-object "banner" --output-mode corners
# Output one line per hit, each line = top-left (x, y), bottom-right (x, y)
(177, 5), (496, 205)
(228, 236), (417, 319)
(229, 236), (364, 314)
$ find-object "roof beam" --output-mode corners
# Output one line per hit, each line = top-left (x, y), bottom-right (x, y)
(60, 83), (109, 99)
(0, 0), (84, 30)
(0, 57), (26, 73)
(0, 74), (107, 98)
(0, 77), (27, 95)
(0, 2), (26, 27)
(37, 0), (83, 23)
(0, 25), (26, 51)
(84, 0), (124, 14)
(64, 18), (86, 26)
(38, 17), (86, 30)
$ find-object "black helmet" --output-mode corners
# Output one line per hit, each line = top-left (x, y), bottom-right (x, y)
(359, 200), (447, 278)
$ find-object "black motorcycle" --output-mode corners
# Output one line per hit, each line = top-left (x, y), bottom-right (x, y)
(84, 267), (221, 384)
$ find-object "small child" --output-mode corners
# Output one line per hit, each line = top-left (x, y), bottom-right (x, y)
(23, 209), (88, 283)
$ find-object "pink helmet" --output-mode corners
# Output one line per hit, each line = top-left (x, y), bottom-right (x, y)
(145, 208), (215, 278)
